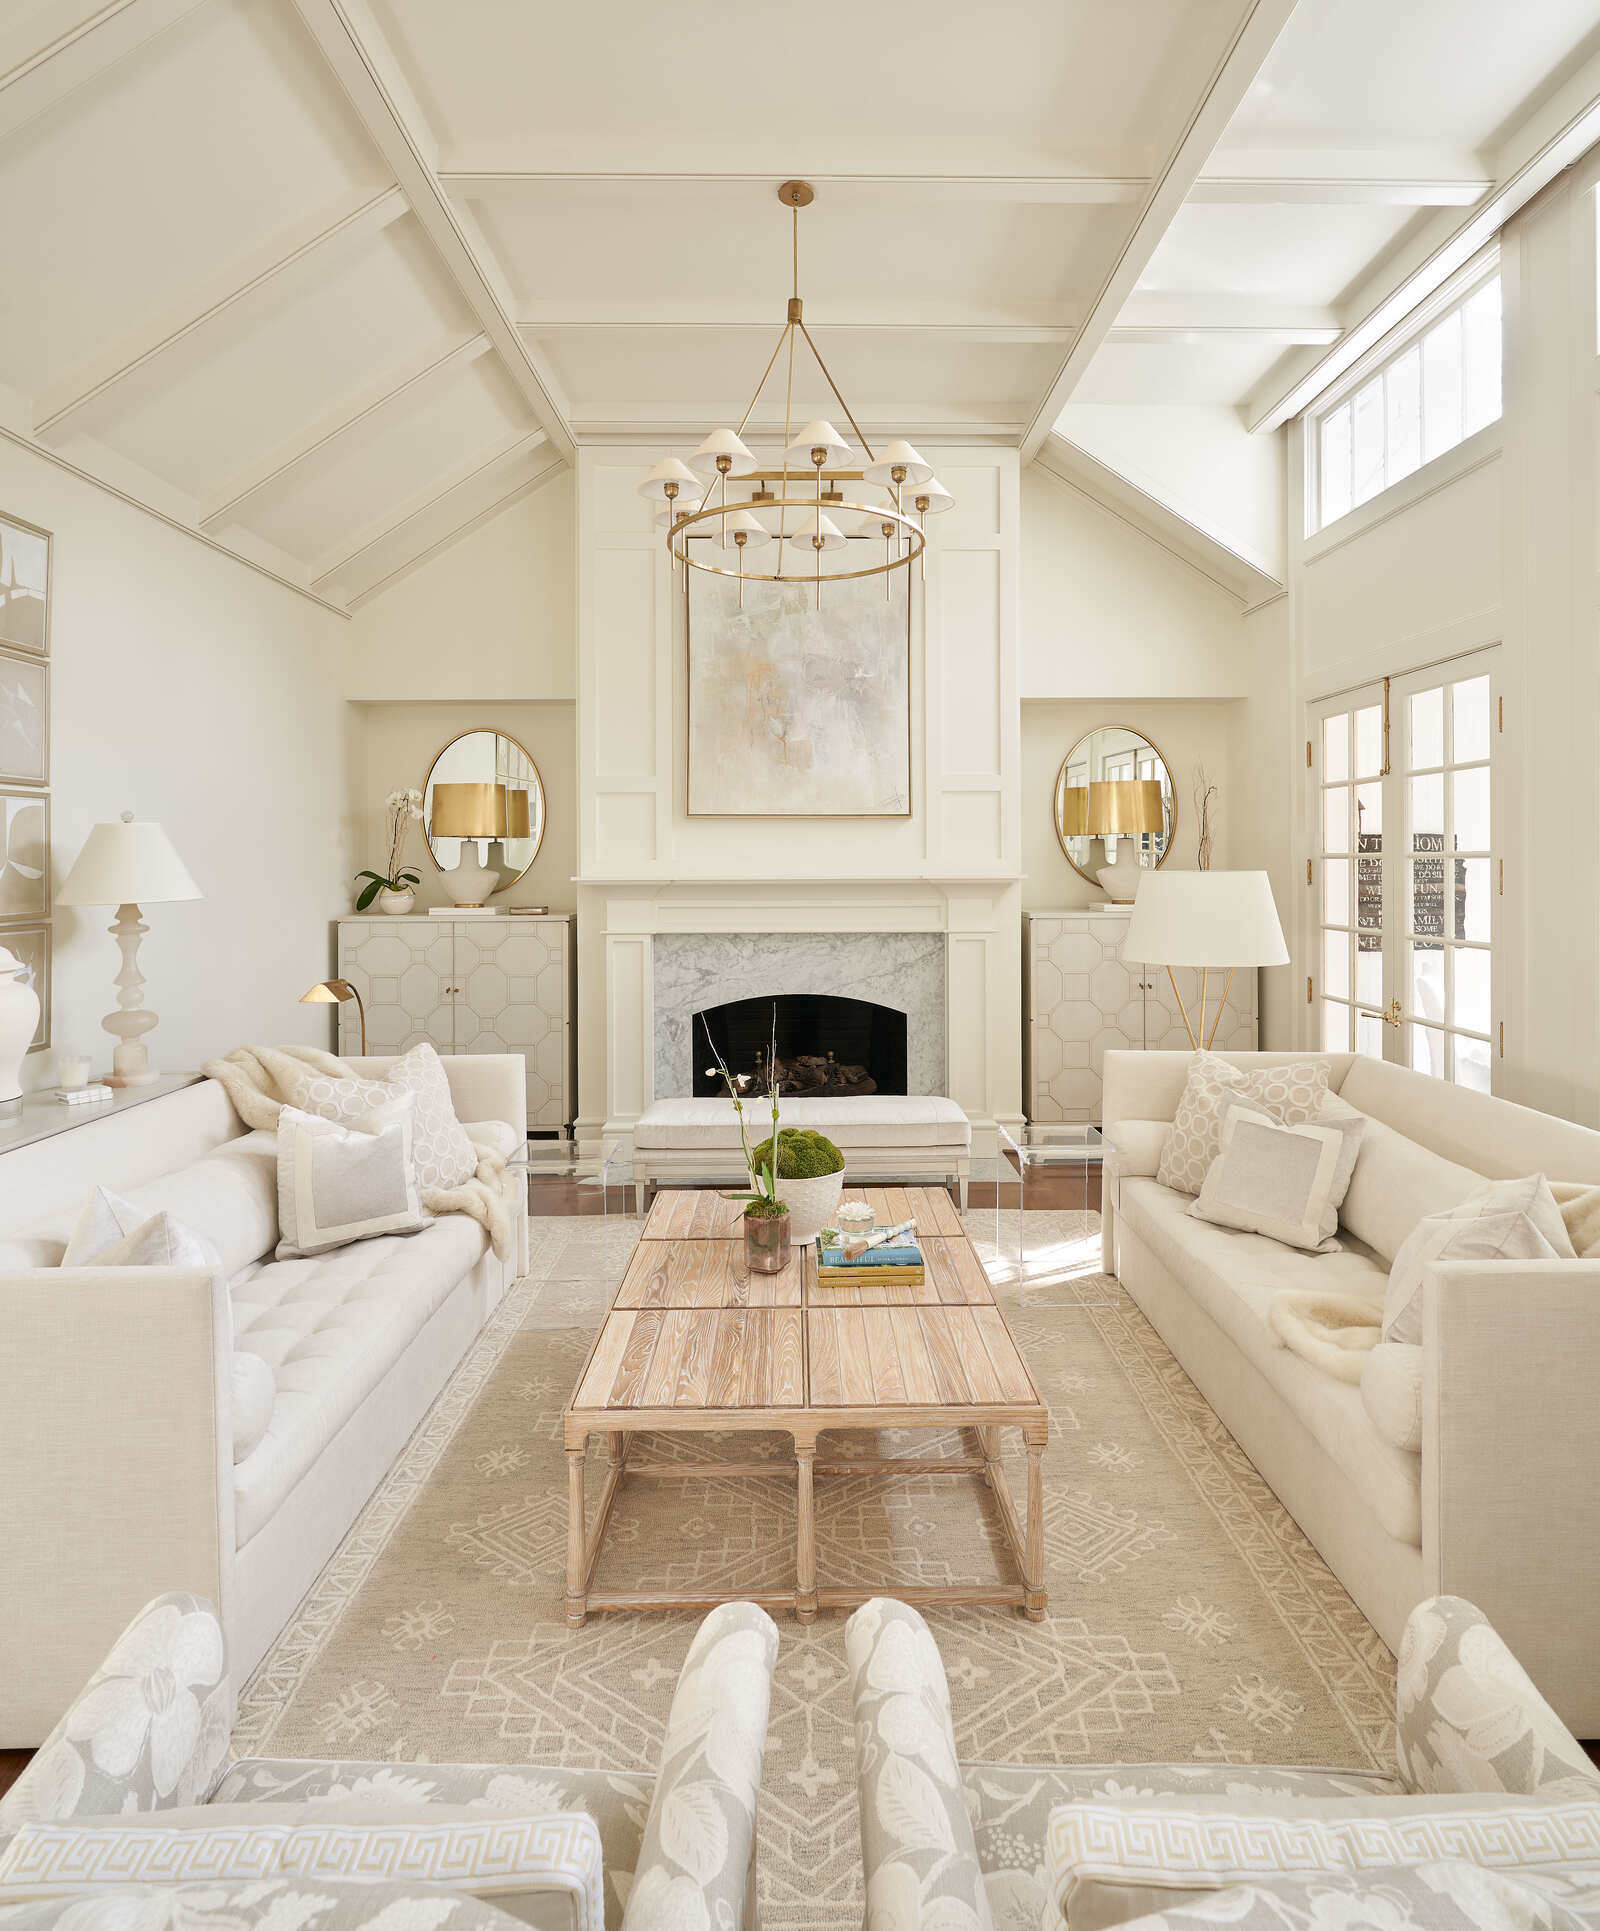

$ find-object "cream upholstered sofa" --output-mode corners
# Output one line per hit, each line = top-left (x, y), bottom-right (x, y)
(1101, 1048), (1600, 1731)
(0, 1055), (528, 1747)
(0, 1590), (777, 1931)
(846, 1594), (1600, 1931)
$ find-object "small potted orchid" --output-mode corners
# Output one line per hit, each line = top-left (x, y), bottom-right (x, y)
(355, 787), (424, 913)
(703, 1009), (790, 1273)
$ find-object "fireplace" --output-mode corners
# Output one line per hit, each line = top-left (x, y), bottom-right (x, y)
(694, 993), (908, 1098)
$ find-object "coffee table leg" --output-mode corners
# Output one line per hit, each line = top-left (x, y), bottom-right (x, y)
(566, 1439), (588, 1629)
(795, 1432), (818, 1625)
(1022, 1423), (1047, 1620)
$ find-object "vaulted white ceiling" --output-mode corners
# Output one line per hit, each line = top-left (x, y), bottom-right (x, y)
(1, 0), (1596, 612)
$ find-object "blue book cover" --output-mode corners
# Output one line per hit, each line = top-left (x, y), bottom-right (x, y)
(818, 1239), (923, 1269)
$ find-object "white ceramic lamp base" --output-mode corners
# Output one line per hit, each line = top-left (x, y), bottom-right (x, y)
(1096, 842), (1146, 902)
(102, 902), (161, 1086)
(441, 845), (500, 908)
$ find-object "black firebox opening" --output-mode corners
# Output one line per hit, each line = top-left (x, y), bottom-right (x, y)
(694, 993), (908, 1098)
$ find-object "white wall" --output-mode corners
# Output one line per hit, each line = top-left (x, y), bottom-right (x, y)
(1, 437), (348, 1091)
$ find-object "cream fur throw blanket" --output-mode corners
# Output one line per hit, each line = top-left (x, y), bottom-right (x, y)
(203, 1044), (512, 1261)
(1268, 1289), (1383, 1383)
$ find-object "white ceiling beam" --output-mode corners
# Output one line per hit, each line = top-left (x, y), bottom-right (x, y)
(198, 334), (493, 531)
(1108, 323), (1340, 346)
(310, 428), (550, 588)
(0, 0), (207, 143)
(289, 0), (576, 465)
(33, 185), (408, 437)
(1247, 58), (1600, 432)
(1189, 176), (1489, 206)
(522, 317), (1077, 344)
(1118, 292), (1340, 331)
(442, 168), (1148, 206)
(571, 404), (1026, 443)
(1018, 0), (1302, 463)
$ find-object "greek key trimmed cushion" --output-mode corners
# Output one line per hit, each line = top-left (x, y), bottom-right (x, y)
(1155, 1054), (1331, 1196)
(0, 1805), (605, 1931)
(275, 1103), (426, 1259)
(1189, 1099), (1366, 1252)
(1107, 1862), (1597, 1931)
(1045, 1795), (1600, 1931)
(0, 1877), (531, 1929)
(1382, 1174), (1575, 1345)
(278, 1042), (476, 1192)
(1395, 1595), (1600, 1798)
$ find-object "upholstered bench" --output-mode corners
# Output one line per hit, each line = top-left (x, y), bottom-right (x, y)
(632, 1095), (972, 1204)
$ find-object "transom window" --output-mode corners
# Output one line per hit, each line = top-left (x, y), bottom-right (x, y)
(1311, 267), (1501, 534)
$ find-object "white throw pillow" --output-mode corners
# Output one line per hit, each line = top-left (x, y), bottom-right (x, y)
(1362, 1341), (1423, 1453)
(278, 1042), (476, 1191)
(1155, 1053), (1331, 1196)
(1189, 1098), (1367, 1253)
(1382, 1173), (1576, 1344)
(275, 1104), (426, 1259)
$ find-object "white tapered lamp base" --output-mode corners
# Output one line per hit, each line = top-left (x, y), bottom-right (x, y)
(101, 901), (161, 1086)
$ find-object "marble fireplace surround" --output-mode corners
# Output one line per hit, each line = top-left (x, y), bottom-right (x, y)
(653, 932), (946, 1100)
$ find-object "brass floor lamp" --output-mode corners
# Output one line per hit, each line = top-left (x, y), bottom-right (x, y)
(1123, 872), (1289, 1051)
(301, 978), (366, 1054)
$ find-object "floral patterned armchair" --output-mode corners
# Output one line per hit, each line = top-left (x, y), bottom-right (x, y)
(0, 1591), (778, 1931)
(844, 1594), (1600, 1931)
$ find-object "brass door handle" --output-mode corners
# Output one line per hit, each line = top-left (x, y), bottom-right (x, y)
(1382, 997), (1403, 1028)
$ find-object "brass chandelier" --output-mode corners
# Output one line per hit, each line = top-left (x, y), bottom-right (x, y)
(637, 180), (953, 603)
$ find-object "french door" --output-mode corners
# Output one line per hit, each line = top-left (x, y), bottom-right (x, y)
(1311, 649), (1498, 1090)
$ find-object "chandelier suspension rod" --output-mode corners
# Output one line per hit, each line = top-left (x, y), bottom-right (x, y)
(796, 317), (876, 464)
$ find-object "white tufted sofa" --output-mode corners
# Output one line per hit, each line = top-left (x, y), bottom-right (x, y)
(0, 1056), (528, 1746)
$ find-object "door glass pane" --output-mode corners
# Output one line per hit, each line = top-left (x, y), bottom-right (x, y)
(1323, 713), (1350, 783)
(1412, 1024), (1446, 1076)
(1453, 675), (1491, 763)
(1454, 947), (1492, 1035)
(1356, 945), (1383, 1008)
(1458, 857), (1491, 941)
(1356, 1009), (1384, 1059)
(1386, 344), (1422, 483)
(1323, 786), (1350, 853)
(1353, 378), (1384, 505)
(1321, 404), (1353, 525)
(1410, 945), (1445, 1026)
(1357, 853), (1383, 930)
(1453, 766), (1491, 851)
(1323, 929), (1350, 1001)
(1423, 308), (1463, 460)
(1323, 858), (1350, 925)
(1356, 780), (1383, 840)
(1455, 1034), (1492, 1094)
(1410, 856), (1443, 940)
(1354, 705), (1382, 779)
(1409, 773), (1444, 839)
(1322, 1000), (1350, 1050)
(1462, 279), (1502, 435)
(1410, 687), (1444, 768)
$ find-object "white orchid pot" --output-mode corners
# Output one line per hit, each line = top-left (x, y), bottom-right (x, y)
(378, 887), (416, 915)
(778, 1169), (845, 1246)
(0, 946), (40, 1106)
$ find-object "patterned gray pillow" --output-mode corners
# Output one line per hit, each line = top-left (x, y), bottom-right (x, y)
(1156, 1054), (1331, 1195)
(279, 1042), (476, 1192)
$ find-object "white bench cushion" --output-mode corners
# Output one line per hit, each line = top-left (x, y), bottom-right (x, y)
(634, 1095), (970, 1150)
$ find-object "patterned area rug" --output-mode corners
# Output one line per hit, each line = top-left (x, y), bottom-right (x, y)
(235, 1209), (1396, 1931)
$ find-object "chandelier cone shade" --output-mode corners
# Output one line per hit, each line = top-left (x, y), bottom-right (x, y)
(638, 181), (948, 592)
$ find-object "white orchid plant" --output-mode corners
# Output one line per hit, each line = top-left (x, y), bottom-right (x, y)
(702, 1007), (786, 1220)
(355, 786), (424, 909)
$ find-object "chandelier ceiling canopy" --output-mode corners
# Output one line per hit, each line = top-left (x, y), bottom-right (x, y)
(637, 181), (954, 600)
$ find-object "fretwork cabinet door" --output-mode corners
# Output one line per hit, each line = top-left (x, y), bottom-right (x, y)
(453, 918), (573, 1129)
(335, 919), (455, 1058)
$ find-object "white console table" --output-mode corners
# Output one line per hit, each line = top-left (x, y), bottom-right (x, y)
(0, 1074), (200, 1157)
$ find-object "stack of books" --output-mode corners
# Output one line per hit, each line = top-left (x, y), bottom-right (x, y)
(817, 1218), (924, 1288)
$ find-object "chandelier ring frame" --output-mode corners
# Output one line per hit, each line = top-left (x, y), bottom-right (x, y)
(667, 491), (925, 584)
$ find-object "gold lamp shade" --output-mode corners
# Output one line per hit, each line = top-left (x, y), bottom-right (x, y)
(429, 782), (506, 839)
(1055, 782), (1088, 837)
(502, 787), (532, 840)
(1087, 778), (1165, 837)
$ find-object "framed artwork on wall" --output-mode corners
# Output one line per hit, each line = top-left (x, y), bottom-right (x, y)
(0, 790), (48, 921)
(5, 921), (50, 1052)
(0, 645), (48, 787)
(686, 563), (912, 817)
(0, 511), (50, 657)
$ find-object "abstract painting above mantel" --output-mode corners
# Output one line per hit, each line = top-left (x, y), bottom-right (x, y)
(686, 563), (911, 817)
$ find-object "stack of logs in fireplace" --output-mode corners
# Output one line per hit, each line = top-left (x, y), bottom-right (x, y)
(750, 1050), (877, 1097)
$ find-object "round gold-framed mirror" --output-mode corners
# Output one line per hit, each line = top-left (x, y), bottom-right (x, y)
(1054, 725), (1177, 898)
(422, 730), (546, 905)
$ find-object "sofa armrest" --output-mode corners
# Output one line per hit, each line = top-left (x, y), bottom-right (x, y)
(1423, 1260), (1600, 1736)
(443, 1054), (527, 1141)
(0, 1269), (235, 1748)
(844, 1599), (996, 1931)
(0, 1594), (232, 1830)
(1394, 1594), (1598, 1797)
(621, 1602), (778, 1931)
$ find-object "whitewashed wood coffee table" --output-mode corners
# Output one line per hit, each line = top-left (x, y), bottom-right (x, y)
(562, 1186), (1048, 1627)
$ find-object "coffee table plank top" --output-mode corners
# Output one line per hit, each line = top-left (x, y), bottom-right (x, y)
(640, 1185), (965, 1242)
(806, 1305), (1039, 1409)
(810, 1235), (992, 1307)
(616, 1237), (807, 1308)
(575, 1308), (805, 1411)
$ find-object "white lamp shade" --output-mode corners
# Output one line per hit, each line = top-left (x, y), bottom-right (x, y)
(689, 428), (758, 478)
(784, 419), (853, 468)
(849, 505), (900, 539)
(1124, 870), (1288, 969)
(862, 438), (933, 488)
(714, 508), (772, 551)
(655, 493), (704, 528)
(910, 478), (954, 515)
(637, 456), (701, 503)
(787, 511), (847, 552)
(57, 812), (201, 907)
